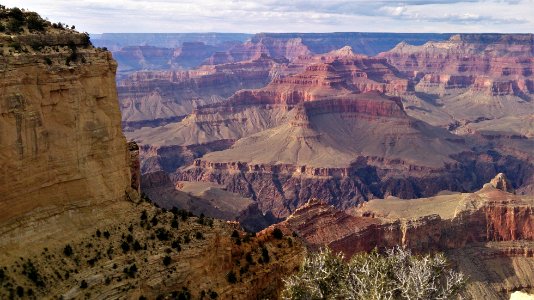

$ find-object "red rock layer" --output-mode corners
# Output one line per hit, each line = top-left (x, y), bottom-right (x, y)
(380, 34), (534, 97)
(276, 186), (534, 256)
(117, 56), (279, 130)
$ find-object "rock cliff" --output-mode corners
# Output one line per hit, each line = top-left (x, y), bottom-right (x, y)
(275, 174), (534, 299)
(0, 9), (302, 299)
(380, 34), (534, 127)
(205, 32), (453, 64)
(0, 22), (135, 237)
(118, 55), (282, 131)
(130, 45), (534, 223)
(0, 6), (137, 261)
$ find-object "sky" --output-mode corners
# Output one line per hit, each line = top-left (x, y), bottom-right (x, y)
(4, 0), (534, 33)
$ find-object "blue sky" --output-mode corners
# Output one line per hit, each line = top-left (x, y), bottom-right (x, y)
(5, 0), (534, 33)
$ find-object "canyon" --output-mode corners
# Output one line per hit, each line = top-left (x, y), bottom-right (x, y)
(122, 35), (534, 226)
(1, 8), (534, 298)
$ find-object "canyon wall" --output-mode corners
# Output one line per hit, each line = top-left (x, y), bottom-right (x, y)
(380, 34), (534, 127)
(0, 27), (135, 253)
(275, 176), (534, 299)
(118, 55), (282, 130)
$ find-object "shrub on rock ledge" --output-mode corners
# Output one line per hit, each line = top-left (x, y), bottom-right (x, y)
(282, 247), (466, 300)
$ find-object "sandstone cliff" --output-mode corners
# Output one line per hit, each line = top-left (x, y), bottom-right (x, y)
(0, 6), (136, 260)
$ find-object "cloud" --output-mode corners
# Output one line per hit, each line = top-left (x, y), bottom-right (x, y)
(4, 0), (534, 33)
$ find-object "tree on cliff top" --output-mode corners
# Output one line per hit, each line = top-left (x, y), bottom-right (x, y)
(282, 247), (466, 300)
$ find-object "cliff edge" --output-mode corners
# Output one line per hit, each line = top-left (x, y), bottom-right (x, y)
(0, 7), (136, 254)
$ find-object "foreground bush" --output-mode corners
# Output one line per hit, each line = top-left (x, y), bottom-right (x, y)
(282, 247), (466, 300)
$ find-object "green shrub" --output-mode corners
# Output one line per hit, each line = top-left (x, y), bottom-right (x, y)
(63, 245), (73, 257)
(133, 240), (142, 251)
(156, 228), (170, 241)
(16, 286), (24, 297)
(9, 8), (24, 21)
(22, 260), (45, 287)
(245, 252), (253, 264)
(26, 13), (45, 31)
(209, 290), (218, 299)
(124, 264), (137, 278)
(226, 271), (237, 284)
(261, 247), (270, 264)
(8, 41), (22, 52)
(7, 18), (23, 33)
(282, 247), (466, 300)
(171, 240), (181, 251)
(162, 255), (172, 266)
(272, 228), (284, 239)
(120, 241), (130, 253)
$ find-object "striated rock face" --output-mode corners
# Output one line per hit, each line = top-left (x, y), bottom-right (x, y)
(204, 36), (312, 64)
(175, 91), (475, 220)
(118, 56), (282, 131)
(0, 11), (137, 264)
(205, 32), (454, 64)
(130, 44), (534, 223)
(0, 40), (132, 229)
(275, 178), (534, 299)
(379, 34), (534, 127)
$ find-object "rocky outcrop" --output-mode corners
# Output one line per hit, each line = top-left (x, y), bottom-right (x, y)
(490, 172), (514, 193)
(205, 32), (454, 64)
(132, 45), (534, 221)
(379, 34), (534, 127)
(118, 56), (281, 130)
(0, 9), (140, 268)
(274, 177), (534, 299)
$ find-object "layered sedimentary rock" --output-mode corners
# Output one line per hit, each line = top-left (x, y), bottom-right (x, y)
(0, 11), (302, 299)
(0, 12), (135, 256)
(131, 53), (411, 172)
(118, 55), (282, 130)
(132, 47), (534, 222)
(177, 92), (476, 219)
(275, 175), (534, 299)
(380, 34), (534, 127)
(205, 32), (453, 64)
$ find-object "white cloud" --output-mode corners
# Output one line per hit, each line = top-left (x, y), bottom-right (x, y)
(3, 0), (534, 33)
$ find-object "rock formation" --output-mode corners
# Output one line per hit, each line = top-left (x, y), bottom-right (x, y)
(118, 55), (283, 131)
(0, 20), (135, 249)
(128, 44), (534, 222)
(204, 32), (454, 64)
(0, 9), (301, 299)
(379, 34), (534, 128)
(274, 175), (534, 299)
